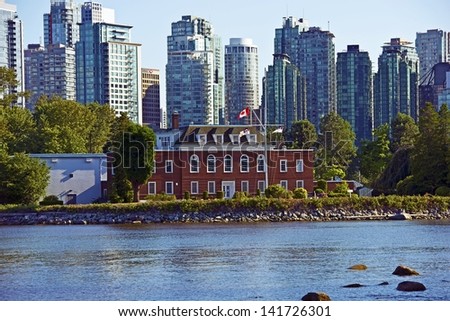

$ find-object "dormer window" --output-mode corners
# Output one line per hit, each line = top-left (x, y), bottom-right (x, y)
(247, 134), (257, 144)
(213, 134), (223, 145)
(230, 134), (240, 145)
(197, 134), (207, 146)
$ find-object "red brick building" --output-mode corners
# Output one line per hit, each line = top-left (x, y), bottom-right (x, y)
(139, 119), (314, 199)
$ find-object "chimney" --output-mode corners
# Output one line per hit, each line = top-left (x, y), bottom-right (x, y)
(172, 111), (180, 129)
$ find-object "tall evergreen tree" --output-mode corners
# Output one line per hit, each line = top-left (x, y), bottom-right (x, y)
(390, 112), (419, 153)
(288, 120), (318, 149)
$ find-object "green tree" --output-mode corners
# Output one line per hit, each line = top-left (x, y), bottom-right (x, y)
(359, 124), (392, 186)
(2, 106), (37, 153)
(109, 113), (155, 202)
(410, 102), (448, 194)
(0, 152), (49, 204)
(322, 165), (346, 180)
(85, 102), (115, 153)
(288, 120), (318, 149)
(390, 113), (419, 153)
(316, 113), (357, 178)
(0, 67), (29, 108)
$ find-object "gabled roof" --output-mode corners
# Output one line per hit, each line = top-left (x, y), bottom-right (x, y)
(176, 125), (264, 145)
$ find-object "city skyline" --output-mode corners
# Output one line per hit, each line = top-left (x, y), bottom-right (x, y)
(10, 0), (450, 111)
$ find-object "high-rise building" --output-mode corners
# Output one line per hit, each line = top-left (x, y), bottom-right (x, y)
(437, 70), (450, 108)
(273, 17), (336, 129)
(76, 2), (142, 124)
(0, 0), (24, 106)
(225, 38), (259, 125)
(264, 53), (306, 130)
(416, 29), (448, 79)
(166, 15), (224, 127)
(337, 45), (373, 144)
(419, 62), (450, 110)
(142, 68), (161, 128)
(24, 43), (76, 109)
(44, 0), (80, 48)
(373, 38), (419, 128)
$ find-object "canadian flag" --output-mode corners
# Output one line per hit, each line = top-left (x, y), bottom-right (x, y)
(238, 107), (250, 119)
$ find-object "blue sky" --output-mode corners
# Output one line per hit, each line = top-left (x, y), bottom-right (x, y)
(9, 0), (450, 95)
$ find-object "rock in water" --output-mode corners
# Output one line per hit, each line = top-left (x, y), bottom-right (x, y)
(397, 281), (426, 292)
(392, 265), (420, 276)
(348, 264), (368, 270)
(301, 292), (331, 301)
(343, 283), (364, 288)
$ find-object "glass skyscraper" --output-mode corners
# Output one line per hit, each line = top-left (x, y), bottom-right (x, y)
(273, 17), (336, 130)
(225, 38), (259, 125)
(0, 0), (24, 106)
(43, 0), (80, 48)
(76, 2), (142, 124)
(416, 29), (448, 79)
(374, 38), (419, 128)
(337, 45), (373, 144)
(166, 15), (223, 127)
(264, 53), (306, 130)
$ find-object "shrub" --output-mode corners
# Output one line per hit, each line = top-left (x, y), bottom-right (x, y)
(184, 191), (190, 200)
(293, 187), (308, 199)
(202, 191), (209, 200)
(333, 181), (350, 194)
(39, 195), (63, 206)
(233, 191), (248, 200)
(216, 190), (224, 199)
(435, 186), (450, 196)
(317, 179), (328, 192)
(145, 193), (176, 201)
(265, 184), (292, 199)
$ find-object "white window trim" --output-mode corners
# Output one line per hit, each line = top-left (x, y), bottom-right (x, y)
(208, 181), (216, 194)
(207, 155), (216, 173)
(240, 155), (249, 173)
(191, 181), (199, 194)
(224, 154), (233, 173)
(280, 159), (288, 173)
(148, 181), (156, 195)
(190, 154), (199, 173)
(241, 180), (249, 193)
(296, 159), (304, 173)
(257, 154), (265, 172)
(258, 180), (266, 193)
(165, 181), (174, 194)
(165, 160), (173, 173)
(280, 180), (288, 190)
(296, 180), (304, 188)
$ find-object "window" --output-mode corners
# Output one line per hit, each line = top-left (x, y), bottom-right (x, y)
(258, 180), (266, 193)
(230, 134), (240, 145)
(191, 181), (199, 194)
(214, 134), (223, 145)
(280, 159), (287, 172)
(257, 155), (265, 172)
(197, 134), (207, 145)
(296, 180), (304, 188)
(240, 155), (249, 173)
(241, 181), (249, 193)
(207, 155), (216, 173)
(280, 180), (288, 190)
(148, 182), (156, 195)
(165, 160), (173, 173)
(208, 181), (216, 194)
(190, 154), (199, 173)
(224, 154), (232, 173)
(247, 134), (257, 144)
(165, 181), (174, 194)
(296, 159), (304, 173)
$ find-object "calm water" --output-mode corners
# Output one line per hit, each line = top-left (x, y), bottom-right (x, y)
(0, 220), (449, 301)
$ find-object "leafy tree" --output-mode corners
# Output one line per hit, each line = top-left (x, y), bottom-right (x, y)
(0, 152), (49, 204)
(288, 120), (318, 149)
(359, 124), (392, 186)
(316, 113), (357, 178)
(109, 113), (155, 202)
(373, 147), (411, 194)
(390, 113), (419, 153)
(322, 165), (346, 180)
(410, 103), (448, 194)
(0, 67), (29, 108)
(2, 106), (37, 153)
(33, 97), (114, 153)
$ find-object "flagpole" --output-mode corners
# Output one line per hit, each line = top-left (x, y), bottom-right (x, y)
(263, 70), (269, 190)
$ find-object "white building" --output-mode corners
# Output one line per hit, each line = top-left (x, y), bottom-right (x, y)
(30, 154), (108, 204)
(225, 38), (259, 125)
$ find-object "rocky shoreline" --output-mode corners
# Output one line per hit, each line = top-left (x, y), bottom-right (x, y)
(1, 207), (449, 225)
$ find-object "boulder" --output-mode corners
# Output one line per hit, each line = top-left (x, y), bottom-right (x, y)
(348, 264), (368, 270)
(301, 292), (331, 301)
(378, 281), (389, 286)
(389, 211), (412, 220)
(396, 281), (426, 292)
(393, 265), (420, 276)
(343, 283), (364, 288)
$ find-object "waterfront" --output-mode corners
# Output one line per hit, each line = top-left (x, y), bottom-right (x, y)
(0, 220), (449, 301)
